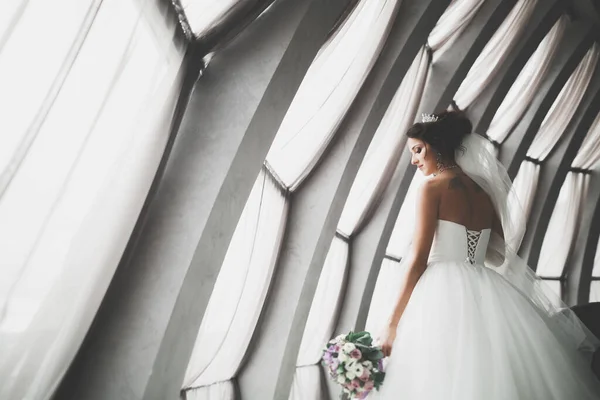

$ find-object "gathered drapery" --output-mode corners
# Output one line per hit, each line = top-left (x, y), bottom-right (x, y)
(511, 45), (599, 223)
(386, 173), (428, 260)
(427, 0), (486, 56)
(0, 1), (185, 398)
(528, 45), (599, 161)
(537, 172), (589, 280)
(289, 365), (327, 400)
(288, 237), (349, 399)
(337, 47), (429, 237)
(453, 0), (539, 110)
(512, 161), (540, 221)
(536, 110), (600, 281)
(487, 16), (567, 143)
(592, 236), (600, 302)
(265, 0), (401, 191)
(182, 170), (288, 395)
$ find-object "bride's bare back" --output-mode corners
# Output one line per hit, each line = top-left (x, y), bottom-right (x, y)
(429, 171), (501, 235)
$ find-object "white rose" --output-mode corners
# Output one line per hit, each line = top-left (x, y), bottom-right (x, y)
(342, 342), (356, 353)
(337, 374), (346, 384)
(362, 360), (373, 369)
(338, 352), (349, 362)
(345, 370), (356, 380)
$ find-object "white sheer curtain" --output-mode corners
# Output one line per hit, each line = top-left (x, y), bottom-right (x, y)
(337, 47), (429, 236)
(365, 258), (406, 339)
(453, 0), (538, 110)
(528, 45), (599, 161)
(184, 382), (236, 400)
(571, 112), (600, 170)
(592, 237), (600, 302)
(289, 237), (349, 399)
(536, 110), (600, 295)
(386, 172), (428, 260)
(0, 1), (184, 398)
(510, 46), (599, 224)
(178, 0), (241, 37)
(591, 282), (600, 302)
(428, 0), (486, 56)
(265, 0), (401, 191)
(537, 172), (589, 279)
(289, 366), (326, 400)
(512, 161), (540, 221)
(487, 16), (567, 143)
(182, 170), (288, 397)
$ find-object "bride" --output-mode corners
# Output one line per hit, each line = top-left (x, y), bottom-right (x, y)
(374, 111), (600, 399)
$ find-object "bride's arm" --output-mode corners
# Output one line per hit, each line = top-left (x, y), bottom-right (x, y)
(382, 180), (439, 356)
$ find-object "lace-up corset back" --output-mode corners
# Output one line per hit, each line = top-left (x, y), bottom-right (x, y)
(428, 220), (491, 264)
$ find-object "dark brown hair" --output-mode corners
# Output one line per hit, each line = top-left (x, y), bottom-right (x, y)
(406, 110), (472, 159)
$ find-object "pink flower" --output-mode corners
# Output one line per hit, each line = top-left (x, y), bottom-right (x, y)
(359, 368), (371, 381)
(350, 348), (362, 359)
(364, 381), (375, 391)
(351, 379), (361, 389)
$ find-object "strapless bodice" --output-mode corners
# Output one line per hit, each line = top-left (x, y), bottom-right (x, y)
(428, 220), (491, 264)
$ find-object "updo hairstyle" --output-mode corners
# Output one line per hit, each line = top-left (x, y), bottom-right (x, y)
(406, 110), (472, 160)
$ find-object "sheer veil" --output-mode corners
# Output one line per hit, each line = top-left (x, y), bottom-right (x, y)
(456, 133), (600, 359)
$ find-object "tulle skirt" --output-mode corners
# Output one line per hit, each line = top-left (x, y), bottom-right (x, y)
(372, 261), (600, 399)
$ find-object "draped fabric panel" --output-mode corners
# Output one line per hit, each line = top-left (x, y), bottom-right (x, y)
(175, 0), (276, 46)
(453, 0), (538, 110)
(289, 365), (327, 400)
(537, 172), (589, 278)
(590, 282), (600, 302)
(184, 381), (236, 400)
(512, 161), (540, 221)
(592, 237), (600, 302)
(337, 47), (430, 237)
(427, 0), (486, 55)
(0, 0), (103, 194)
(572, 112), (600, 170)
(527, 45), (599, 160)
(365, 258), (406, 339)
(297, 237), (350, 367)
(178, 0), (245, 37)
(287, 237), (349, 400)
(265, 0), (401, 191)
(386, 172), (427, 259)
(594, 235), (600, 278)
(487, 16), (567, 143)
(182, 170), (288, 392)
(0, 2), (184, 398)
(508, 46), (599, 230)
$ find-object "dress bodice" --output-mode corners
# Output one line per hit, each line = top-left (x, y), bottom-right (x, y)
(428, 220), (491, 265)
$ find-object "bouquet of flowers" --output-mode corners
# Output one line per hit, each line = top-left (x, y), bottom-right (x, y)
(322, 331), (385, 399)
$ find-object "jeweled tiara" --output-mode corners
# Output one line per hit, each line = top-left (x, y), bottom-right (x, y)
(421, 113), (438, 123)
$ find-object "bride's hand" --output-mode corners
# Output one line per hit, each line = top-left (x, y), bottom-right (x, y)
(381, 325), (397, 357)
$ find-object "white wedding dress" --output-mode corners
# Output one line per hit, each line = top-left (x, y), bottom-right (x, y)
(370, 133), (600, 399)
(373, 219), (600, 399)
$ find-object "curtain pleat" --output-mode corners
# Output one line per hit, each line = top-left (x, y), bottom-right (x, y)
(265, 0), (401, 191)
(0, 1), (185, 398)
(453, 0), (539, 110)
(182, 170), (288, 391)
(527, 45), (599, 161)
(337, 47), (429, 237)
(428, 0), (486, 56)
(487, 16), (567, 143)
(537, 172), (589, 278)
